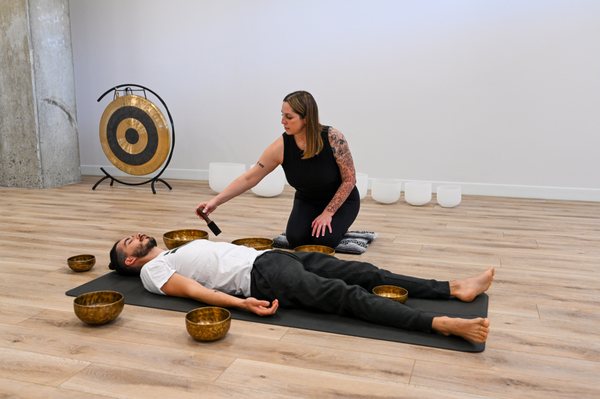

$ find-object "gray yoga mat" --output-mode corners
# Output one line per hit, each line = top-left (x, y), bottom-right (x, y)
(66, 272), (488, 352)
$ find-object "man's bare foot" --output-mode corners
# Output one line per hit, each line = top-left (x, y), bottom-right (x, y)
(432, 316), (490, 344)
(450, 267), (495, 302)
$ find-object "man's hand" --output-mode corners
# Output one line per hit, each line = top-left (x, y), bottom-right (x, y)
(243, 297), (279, 316)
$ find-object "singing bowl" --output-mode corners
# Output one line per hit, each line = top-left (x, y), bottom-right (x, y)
(231, 237), (274, 250)
(294, 244), (335, 255)
(186, 307), (231, 342)
(404, 181), (432, 206)
(372, 285), (408, 303)
(436, 185), (462, 208)
(371, 178), (402, 204)
(163, 229), (208, 249)
(73, 290), (124, 325)
(67, 254), (96, 272)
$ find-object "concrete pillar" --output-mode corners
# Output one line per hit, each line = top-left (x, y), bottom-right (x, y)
(0, 0), (80, 188)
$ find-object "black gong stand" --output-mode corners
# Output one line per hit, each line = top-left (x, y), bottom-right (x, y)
(93, 84), (175, 194)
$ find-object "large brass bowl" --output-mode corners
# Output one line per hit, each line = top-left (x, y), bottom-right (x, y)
(67, 254), (96, 272)
(185, 307), (231, 342)
(73, 290), (124, 325)
(163, 229), (208, 249)
(372, 285), (408, 303)
(294, 244), (335, 255)
(231, 237), (273, 250)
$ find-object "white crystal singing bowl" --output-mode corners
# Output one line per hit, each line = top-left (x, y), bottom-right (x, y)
(436, 185), (462, 208)
(355, 172), (369, 200)
(404, 181), (432, 206)
(208, 162), (246, 193)
(371, 179), (402, 204)
(251, 166), (285, 197)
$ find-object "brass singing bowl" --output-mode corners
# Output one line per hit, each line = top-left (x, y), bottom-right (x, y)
(231, 237), (274, 250)
(294, 244), (335, 255)
(67, 254), (96, 272)
(185, 307), (231, 342)
(73, 290), (124, 325)
(372, 285), (408, 303)
(163, 229), (208, 249)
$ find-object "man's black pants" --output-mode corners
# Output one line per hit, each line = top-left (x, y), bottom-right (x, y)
(250, 250), (451, 333)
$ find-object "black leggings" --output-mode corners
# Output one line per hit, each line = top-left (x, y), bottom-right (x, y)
(250, 251), (451, 332)
(285, 187), (360, 248)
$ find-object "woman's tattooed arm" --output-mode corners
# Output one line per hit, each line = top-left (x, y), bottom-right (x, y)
(326, 127), (356, 214)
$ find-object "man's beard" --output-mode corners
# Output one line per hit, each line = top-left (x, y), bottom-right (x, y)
(133, 236), (157, 258)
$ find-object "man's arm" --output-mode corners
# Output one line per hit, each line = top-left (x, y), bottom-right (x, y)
(160, 272), (278, 316)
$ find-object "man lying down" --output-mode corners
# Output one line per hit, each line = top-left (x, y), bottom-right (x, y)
(109, 233), (493, 344)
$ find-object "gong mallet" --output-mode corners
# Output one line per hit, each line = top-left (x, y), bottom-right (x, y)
(196, 208), (222, 236)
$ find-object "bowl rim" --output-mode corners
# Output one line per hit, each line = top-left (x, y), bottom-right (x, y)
(293, 244), (335, 254)
(67, 254), (96, 262)
(163, 229), (209, 238)
(231, 237), (274, 243)
(372, 284), (408, 296)
(231, 237), (274, 247)
(74, 290), (124, 306)
(185, 306), (231, 325)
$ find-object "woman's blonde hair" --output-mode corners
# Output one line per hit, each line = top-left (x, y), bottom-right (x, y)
(283, 91), (322, 159)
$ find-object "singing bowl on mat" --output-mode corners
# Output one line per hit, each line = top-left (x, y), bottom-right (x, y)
(372, 285), (408, 303)
(163, 229), (208, 249)
(185, 307), (231, 342)
(73, 290), (124, 325)
(294, 244), (335, 255)
(231, 237), (274, 250)
(67, 254), (96, 272)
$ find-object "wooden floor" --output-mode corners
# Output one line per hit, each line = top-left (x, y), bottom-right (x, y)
(1, 175), (599, 398)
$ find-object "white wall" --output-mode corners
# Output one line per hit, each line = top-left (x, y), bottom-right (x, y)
(69, 0), (600, 200)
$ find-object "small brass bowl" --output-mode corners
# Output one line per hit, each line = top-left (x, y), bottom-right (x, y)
(372, 285), (408, 303)
(294, 244), (335, 255)
(67, 254), (96, 272)
(231, 237), (274, 250)
(185, 307), (231, 342)
(163, 229), (208, 249)
(73, 290), (124, 325)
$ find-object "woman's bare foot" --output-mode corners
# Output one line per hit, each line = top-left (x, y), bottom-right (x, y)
(450, 267), (495, 302)
(432, 316), (490, 344)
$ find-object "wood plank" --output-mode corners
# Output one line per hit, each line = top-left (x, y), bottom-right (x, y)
(216, 358), (485, 399)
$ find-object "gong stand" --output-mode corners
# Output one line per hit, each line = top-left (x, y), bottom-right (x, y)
(93, 84), (175, 194)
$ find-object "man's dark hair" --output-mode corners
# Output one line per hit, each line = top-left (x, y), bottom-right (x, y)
(108, 240), (141, 276)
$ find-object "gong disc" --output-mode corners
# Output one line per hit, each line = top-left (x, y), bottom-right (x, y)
(99, 94), (170, 176)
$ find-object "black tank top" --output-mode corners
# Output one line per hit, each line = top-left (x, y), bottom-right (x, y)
(281, 126), (341, 201)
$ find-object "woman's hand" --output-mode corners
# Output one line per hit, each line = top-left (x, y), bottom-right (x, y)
(195, 200), (218, 217)
(243, 297), (279, 316)
(311, 211), (333, 238)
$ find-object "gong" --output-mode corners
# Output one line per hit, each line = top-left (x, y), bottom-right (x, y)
(99, 94), (170, 176)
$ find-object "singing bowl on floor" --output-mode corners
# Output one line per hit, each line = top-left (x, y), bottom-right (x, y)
(372, 285), (408, 303)
(251, 165), (285, 197)
(185, 307), (231, 342)
(294, 245), (335, 255)
(163, 229), (208, 249)
(355, 172), (369, 200)
(404, 181), (432, 206)
(73, 290), (124, 325)
(208, 162), (246, 193)
(436, 185), (462, 208)
(67, 254), (96, 272)
(231, 237), (274, 250)
(371, 179), (402, 204)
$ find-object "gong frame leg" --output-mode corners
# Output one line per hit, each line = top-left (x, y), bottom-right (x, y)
(150, 178), (173, 194)
(92, 167), (172, 194)
(92, 168), (115, 190)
